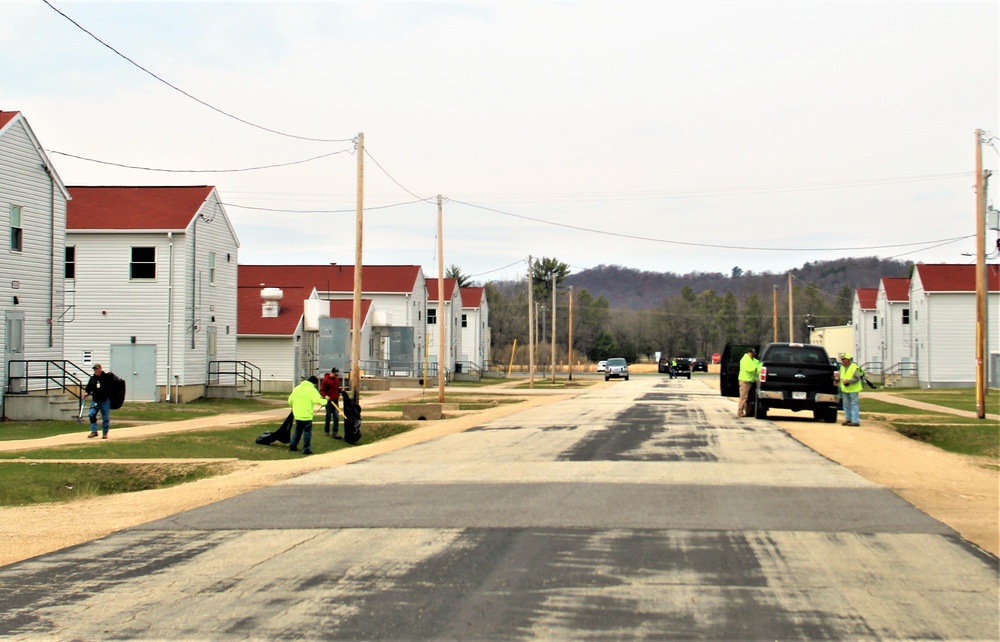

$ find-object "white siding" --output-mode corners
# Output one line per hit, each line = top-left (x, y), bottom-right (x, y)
(65, 190), (239, 392)
(852, 303), (879, 369)
(0, 118), (68, 395)
(237, 336), (296, 390)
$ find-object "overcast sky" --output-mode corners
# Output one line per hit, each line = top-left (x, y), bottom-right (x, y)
(3, 1), (997, 283)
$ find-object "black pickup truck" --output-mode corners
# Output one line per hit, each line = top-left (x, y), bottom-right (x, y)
(720, 342), (839, 422)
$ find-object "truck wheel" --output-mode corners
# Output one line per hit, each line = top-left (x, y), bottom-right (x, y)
(625, 375), (630, 381)
(754, 400), (768, 419)
(686, 373), (691, 379)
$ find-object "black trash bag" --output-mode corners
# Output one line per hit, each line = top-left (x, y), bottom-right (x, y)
(256, 412), (294, 445)
(341, 391), (362, 444)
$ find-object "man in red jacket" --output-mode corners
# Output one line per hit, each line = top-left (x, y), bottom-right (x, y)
(320, 368), (342, 439)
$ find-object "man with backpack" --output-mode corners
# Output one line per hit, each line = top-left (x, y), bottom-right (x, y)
(84, 363), (115, 439)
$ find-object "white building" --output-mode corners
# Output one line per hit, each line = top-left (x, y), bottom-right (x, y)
(852, 287), (879, 369)
(910, 263), (1000, 388)
(65, 186), (240, 402)
(460, 286), (491, 371)
(0, 111), (72, 419)
(427, 277), (462, 373)
(875, 277), (912, 374)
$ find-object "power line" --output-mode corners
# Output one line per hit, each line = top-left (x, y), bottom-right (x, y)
(449, 198), (973, 252)
(222, 199), (427, 214)
(43, 0), (353, 144)
(49, 148), (353, 173)
(467, 259), (527, 279)
(363, 147), (433, 203)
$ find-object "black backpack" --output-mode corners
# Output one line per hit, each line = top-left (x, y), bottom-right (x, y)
(107, 372), (127, 410)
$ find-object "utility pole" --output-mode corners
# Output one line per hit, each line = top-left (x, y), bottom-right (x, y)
(540, 304), (546, 377)
(551, 273), (557, 384)
(350, 133), (364, 401)
(437, 195), (445, 404)
(975, 129), (988, 418)
(568, 286), (574, 381)
(527, 256), (534, 389)
(788, 273), (794, 343)
(773, 284), (779, 342)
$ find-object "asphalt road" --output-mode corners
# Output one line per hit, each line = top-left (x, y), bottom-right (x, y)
(1, 377), (997, 640)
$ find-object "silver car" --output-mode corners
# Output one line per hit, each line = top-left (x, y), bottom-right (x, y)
(604, 357), (629, 381)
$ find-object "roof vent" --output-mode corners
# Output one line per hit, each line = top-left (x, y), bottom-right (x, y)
(261, 288), (283, 318)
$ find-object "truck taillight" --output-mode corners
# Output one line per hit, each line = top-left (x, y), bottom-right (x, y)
(759, 366), (767, 382)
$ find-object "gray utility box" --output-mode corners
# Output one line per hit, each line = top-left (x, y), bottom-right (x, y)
(319, 317), (351, 374)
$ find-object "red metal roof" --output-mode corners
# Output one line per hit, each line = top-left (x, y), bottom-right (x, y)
(426, 278), (457, 300)
(914, 263), (1000, 293)
(66, 186), (215, 230)
(881, 277), (911, 302)
(239, 264), (422, 294)
(461, 286), (485, 307)
(236, 284), (372, 335)
(0, 111), (19, 129)
(856, 288), (877, 309)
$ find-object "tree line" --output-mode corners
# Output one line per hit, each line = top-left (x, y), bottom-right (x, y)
(470, 256), (911, 367)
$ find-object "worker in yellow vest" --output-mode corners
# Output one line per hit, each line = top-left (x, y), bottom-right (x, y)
(839, 353), (864, 426)
(737, 348), (761, 418)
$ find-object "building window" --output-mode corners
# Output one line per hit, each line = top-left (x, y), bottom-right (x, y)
(208, 252), (216, 285)
(65, 246), (75, 279)
(902, 308), (910, 325)
(461, 314), (467, 328)
(873, 316), (878, 330)
(10, 205), (22, 252)
(427, 308), (437, 324)
(130, 246), (156, 279)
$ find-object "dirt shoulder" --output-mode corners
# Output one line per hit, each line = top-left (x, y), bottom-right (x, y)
(0, 384), (996, 567)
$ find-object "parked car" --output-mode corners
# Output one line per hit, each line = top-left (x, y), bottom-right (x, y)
(597, 360), (608, 372)
(693, 358), (709, 372)
(604, 358), (629, 381)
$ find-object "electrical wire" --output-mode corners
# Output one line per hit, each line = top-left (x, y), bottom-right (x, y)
(467, 259), (527, 279)
(43, 0), (353, 144)
(49, 148), (353, 173)
(222, 199), (427, 214)
(363, 147), (433, 203)
(449, 198), (973, 252)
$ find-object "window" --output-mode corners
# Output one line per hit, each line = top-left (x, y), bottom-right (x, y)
(873, 316), (878, 330)
(427, 308), (437, 324)
(208, 252), (216, 285)
(65, 246), (75, 279)
(902, 308), (910, 325)
(130, 246), (156, 279)
(10, 205), (22, 252)
(461, 314), (467, 328)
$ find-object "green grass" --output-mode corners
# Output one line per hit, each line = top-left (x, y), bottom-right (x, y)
(891, 388), (999, 415)
(0, 461), (231, 507)
(860, 397), (999, 458)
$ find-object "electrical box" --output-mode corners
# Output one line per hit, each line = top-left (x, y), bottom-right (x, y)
(318, 317), (350, 374)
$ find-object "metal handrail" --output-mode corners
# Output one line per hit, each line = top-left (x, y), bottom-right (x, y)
(208, 360), (262, 396)
(5, 360), (90, 400)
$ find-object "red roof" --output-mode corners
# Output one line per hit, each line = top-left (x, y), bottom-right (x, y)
(855, 288), (877, 309)
(66, 186), (215, 230)
(0, 111), (19, 129)
(239, 264), (422, 294)
(237, 285), (372, 335)
(426, 278), (457, 300)
(914, 263), (1000, 293)
(461, 286), (485, 307)
(881, 277), (911, 302)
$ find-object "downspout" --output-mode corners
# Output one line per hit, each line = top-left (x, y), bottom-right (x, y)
(191, 215), (200, 349)
(166, 232), (174, 401)
(43, 164), (55, 348)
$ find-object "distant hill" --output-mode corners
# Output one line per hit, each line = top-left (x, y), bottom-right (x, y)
(559, 257), (913, 309)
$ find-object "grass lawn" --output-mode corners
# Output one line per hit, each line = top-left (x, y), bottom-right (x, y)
(861, 396), (999, 458)
(890, 388), (1000, 415)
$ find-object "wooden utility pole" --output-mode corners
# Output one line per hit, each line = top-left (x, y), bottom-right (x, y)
(975, 129), (987, 418)
(551, 273), (557, 383)
(350, 133), (364, 401)
(568, 286), (574, 381)
(437, 195), (445, 403)
(788, 273), (794, 343)
(773, 284), (779, 342)
(527, 256), (534, 388)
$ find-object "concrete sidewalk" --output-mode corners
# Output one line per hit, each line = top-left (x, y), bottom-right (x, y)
(865, 391), (999, 421)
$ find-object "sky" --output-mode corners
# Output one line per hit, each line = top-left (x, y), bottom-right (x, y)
(2, 1), (998, 284)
